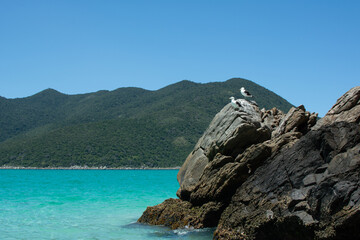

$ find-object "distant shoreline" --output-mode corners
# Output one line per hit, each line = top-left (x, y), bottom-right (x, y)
(0, 166), (180, 170)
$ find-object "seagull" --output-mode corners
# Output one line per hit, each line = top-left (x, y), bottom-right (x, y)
(229, 96), (242, 108)
(240, 87), (253, 98)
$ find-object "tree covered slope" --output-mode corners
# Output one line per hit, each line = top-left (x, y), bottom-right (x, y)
(0, 78), (293, 167)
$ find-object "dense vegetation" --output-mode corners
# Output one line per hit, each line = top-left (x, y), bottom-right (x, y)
(0, 78), (293, 167)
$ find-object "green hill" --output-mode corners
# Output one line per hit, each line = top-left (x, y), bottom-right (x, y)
(0, 78), (293, 168)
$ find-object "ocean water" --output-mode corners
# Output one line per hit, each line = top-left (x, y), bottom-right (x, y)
(0, 170), (213, 240)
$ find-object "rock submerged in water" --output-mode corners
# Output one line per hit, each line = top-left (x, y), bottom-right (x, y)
(138, 86), (360, 240)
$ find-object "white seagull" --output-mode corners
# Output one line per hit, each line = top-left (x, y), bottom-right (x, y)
(229, 96), (242, 108)
(240, 87), (253, 98)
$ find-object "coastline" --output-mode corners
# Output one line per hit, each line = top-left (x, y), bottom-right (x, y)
(0, 166), (180, 170)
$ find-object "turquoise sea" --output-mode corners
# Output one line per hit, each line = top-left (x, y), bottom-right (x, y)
(0, 170), (213, 240)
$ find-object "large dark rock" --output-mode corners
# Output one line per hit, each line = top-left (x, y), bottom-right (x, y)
(214, 121), (360, 239)
(139, 86), (360, 239)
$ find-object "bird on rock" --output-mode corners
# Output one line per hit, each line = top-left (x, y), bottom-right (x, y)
(240, 87), (253, 98)
(229, 96), (242, 108)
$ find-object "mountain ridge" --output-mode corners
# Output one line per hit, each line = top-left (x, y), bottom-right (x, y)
(0, 78), (294, 167)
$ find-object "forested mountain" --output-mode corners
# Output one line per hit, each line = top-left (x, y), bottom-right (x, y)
(0, 78), (293, 167)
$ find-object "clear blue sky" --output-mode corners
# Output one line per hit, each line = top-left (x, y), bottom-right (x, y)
(0, 0), (359, 116)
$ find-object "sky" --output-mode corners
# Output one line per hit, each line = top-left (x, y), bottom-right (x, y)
(0, 0), (359, 116)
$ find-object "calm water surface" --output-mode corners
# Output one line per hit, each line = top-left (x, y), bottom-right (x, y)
(0, 170), (213, 240)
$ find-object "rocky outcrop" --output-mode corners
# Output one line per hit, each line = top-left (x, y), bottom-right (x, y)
(139, 86), (360, 239)
(177, 100), (272, 201)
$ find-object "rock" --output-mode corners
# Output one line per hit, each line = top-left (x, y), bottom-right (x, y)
(294, 201), (311, 212)
(327, 144), (360, 175)
(302, 173), (324, 186)
(291, 188), (309, 201)
(137, 198), (193, 229)
(293, 211), (317, 225)
(214, 121), (360, 239)
(240, 131), (302, 161)
(272, 105), (318, 138)
(313, 86), (360, 130)
(139, 86), (360, 240)
(260, 107), (284, 130)
(137, 198), (225, 229)
(189, 160), (249, 206)
(188, 132), (302, 207)
(177, 100), (270, 200)
(176, 147), (208, 200)
(266, 209), (274, 219)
